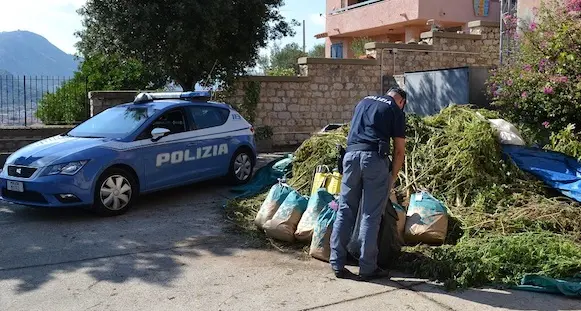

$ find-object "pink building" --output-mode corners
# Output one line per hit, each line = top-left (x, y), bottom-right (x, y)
(316, 0), (501, 58)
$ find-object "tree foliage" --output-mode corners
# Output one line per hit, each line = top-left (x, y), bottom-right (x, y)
(36, 53), (167, 124)
(75, 0), (298, 90)
(350, 37), (372, 58)
(308, 43), (325, 58)
(487, 0), (581, 132)
(268, 42), (307, 75)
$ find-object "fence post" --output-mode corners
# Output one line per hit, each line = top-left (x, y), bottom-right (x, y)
(23, 76), (27, 126)
(85, 75), (89, 120)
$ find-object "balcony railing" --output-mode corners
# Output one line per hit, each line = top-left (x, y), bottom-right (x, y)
(329, 0), (384, 15)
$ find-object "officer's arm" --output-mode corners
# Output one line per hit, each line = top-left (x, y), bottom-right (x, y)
(392, 137), (405, 183)
(391, 109), (406, 187)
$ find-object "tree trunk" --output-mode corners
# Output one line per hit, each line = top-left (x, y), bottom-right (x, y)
(175, 76), (198, 91)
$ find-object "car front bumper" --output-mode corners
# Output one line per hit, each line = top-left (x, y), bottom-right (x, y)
(0, 174), (94, 208)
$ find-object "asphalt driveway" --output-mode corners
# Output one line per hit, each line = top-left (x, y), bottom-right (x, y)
(0, 153), (579, 311)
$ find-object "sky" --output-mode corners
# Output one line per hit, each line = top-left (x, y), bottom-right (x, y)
(0, 0), (327, 56)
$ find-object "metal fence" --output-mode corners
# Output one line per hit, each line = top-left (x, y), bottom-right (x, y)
(0, 75), (90, 126)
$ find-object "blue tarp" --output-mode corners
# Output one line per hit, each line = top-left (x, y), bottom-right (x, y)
(228, 154), (293, 199)
(501, 145), (581, 202)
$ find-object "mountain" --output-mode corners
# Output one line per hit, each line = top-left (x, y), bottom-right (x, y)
(0, 30), (80, 77)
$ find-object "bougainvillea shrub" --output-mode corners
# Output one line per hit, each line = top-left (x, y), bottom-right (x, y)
(487, 0), (581, 134)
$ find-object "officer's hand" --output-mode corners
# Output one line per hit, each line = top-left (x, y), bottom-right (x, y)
(389, 178), (396, 191)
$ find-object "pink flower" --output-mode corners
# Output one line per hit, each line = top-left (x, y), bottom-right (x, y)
(542, 121), (550, 128)
(549, 76), (568, 83)
(529, 22), (537, 31)
(521, 91), (528, 98)
(539, 58), (548, 71)
(566, 0), (581, 12)
(523, 64), (532, 71)
(543, 86), (554, 94)
(507, 79), (513, 86)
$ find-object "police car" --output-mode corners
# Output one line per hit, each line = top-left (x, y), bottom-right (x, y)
(0, 91), (257, 216)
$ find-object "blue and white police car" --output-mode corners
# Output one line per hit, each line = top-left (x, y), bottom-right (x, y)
(0, 91), (257, 216)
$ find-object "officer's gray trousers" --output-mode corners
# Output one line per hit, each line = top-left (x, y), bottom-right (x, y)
(330, 150), (390, 275)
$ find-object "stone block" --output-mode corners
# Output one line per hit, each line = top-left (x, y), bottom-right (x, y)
(278, 111), (291, 119)
(266, 89), (276, 97)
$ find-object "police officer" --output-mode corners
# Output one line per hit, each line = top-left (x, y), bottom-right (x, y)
(330, 87), (407, 281)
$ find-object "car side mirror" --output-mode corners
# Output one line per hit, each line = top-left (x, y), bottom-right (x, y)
(151, 128), (171, 141)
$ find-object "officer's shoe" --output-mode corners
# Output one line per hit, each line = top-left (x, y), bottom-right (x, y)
(357, 268), (390, 282)
(333, 267), (355, 279)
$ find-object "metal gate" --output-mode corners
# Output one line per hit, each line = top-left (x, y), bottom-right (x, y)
(403, 67), (470, 116)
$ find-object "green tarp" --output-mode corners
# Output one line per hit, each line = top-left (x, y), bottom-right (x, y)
(515, 274), (581, 298)
(228, 154), (293, 199)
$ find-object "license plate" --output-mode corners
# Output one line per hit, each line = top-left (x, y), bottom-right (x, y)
(7, 180), (24, 193)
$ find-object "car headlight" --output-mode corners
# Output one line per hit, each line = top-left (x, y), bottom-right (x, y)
(46, 160), (88, 176)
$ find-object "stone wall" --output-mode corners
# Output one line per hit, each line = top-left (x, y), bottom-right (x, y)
(89, 91), (139, 116)
(0, 126), (73, 154)
(225, 20), (500, 146)
(226, 59), (380, 145)
(367, 20), (499, 93)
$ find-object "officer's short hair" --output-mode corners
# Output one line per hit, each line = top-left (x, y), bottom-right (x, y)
(387, 87), (407, 101)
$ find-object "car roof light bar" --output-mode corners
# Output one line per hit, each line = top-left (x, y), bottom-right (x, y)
(133, 91), (212, 104)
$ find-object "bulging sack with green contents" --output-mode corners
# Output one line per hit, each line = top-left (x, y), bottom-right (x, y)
(254, 182), (292, 229)
(404, 191), (448, 245)
(295, 188), (335, 242)
(309, 204), (337, 262)
(263, 189), (309, 242)
(348, 199), (403, 269)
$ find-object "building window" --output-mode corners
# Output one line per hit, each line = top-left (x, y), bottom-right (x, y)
(331, 43), (344, 59)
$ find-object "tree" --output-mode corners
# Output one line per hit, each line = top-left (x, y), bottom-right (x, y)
(76, 0), (298, 90)
(36, 53), (167, 124)
(269, 42), (307, 71)
(256, 53), (271, 75)
(308, 43), (325, 58)
(351, 37), (372, 58)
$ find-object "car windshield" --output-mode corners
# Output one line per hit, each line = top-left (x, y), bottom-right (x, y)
(67, 106), (155, 139)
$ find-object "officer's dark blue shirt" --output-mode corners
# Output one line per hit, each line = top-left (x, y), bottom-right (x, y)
(346, 95), (406, 149)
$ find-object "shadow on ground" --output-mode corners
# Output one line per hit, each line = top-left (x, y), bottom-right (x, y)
(0, 154), (287, 294)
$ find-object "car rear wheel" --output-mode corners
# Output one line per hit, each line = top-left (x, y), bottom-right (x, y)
(228, 149), (254, 185)
(93, 168), (137, 216)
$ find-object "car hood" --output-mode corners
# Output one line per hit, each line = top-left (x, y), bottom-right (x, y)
(6, 135), (109, 167)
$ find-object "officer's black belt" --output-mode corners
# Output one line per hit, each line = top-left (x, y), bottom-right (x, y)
(346, 143), (379, 153)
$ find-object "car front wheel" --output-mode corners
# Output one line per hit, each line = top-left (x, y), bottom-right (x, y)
(228, 149), (254, 185)
(93, 168), (137, 216)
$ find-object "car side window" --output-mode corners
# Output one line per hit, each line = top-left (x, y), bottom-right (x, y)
(188, 106), (230, 130)
(137, 109), (187, 140)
